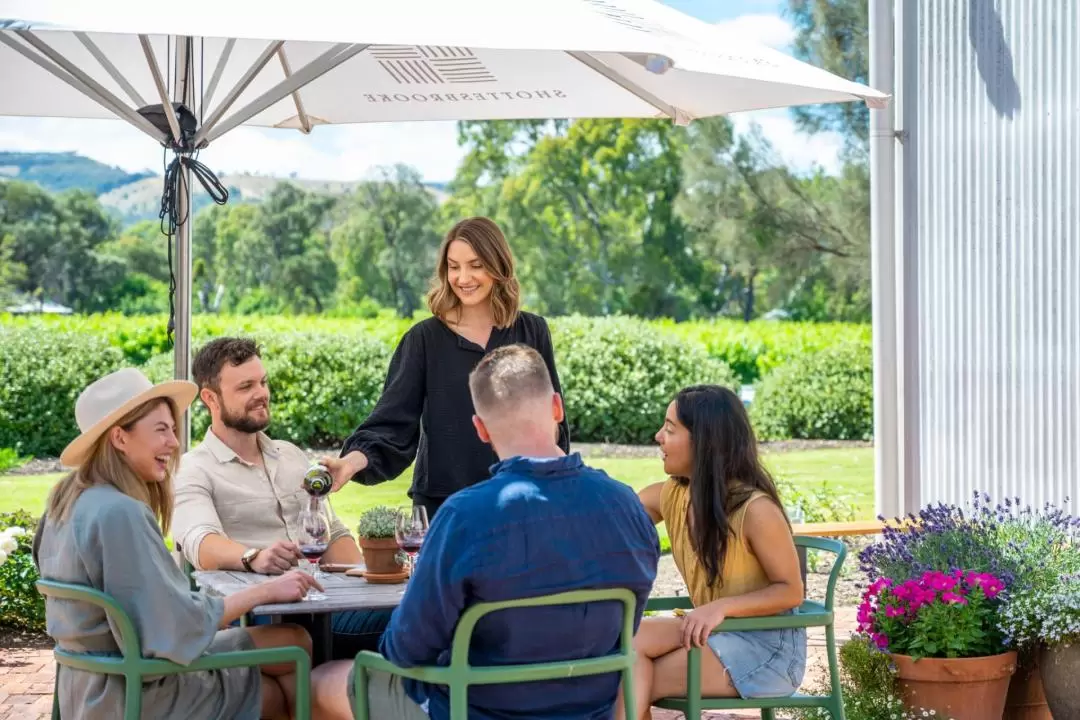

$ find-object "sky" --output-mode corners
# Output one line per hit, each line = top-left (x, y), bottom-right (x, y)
(0, 0), (847, 183)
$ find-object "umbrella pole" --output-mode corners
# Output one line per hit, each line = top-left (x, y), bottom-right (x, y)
(173, 37), (195, 452)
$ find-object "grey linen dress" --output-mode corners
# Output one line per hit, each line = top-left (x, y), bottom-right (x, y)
(34, 485), (261, 720)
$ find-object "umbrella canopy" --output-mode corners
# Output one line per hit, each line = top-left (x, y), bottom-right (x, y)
(0, 0), (886, 448)
(0, 0), (886, 142)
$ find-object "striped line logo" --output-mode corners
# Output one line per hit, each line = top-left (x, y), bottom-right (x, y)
(371, 45), (497, 85)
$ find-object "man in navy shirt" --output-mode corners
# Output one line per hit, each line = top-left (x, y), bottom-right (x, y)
(311, 343), (660, 720)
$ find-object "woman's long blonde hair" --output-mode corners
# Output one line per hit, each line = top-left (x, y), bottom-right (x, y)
(45, 398), (180, 534)
(427, 216), (521, 328)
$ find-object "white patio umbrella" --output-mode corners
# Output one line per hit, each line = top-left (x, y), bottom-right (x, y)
(0, 0), (887, 446)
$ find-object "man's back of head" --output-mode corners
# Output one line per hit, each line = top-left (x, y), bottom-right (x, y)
(468, 343), (564, 459)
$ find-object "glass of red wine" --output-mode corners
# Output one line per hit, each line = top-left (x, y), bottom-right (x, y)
(298, 499), (330, 601)
(395, 505), (429, 576)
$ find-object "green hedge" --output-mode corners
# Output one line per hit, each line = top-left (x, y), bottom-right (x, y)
(0, 313), (874, 452)
(552, 316), (737, 444)
(751, 342), (874, 441)
(0, 328), (125, 457)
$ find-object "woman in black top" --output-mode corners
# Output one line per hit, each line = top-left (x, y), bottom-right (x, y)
(322, 216), (570, 518)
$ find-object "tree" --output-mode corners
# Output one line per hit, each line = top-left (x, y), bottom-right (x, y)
(787, 0), (870, 153)
(332, 164), (440, 318)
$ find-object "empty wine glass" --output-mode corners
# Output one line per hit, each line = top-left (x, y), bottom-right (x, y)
(395, 505), (429, 576)
(298, 498), (330, 601)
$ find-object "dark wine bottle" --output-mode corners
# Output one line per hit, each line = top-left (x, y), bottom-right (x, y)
(303, 464), (333, 496)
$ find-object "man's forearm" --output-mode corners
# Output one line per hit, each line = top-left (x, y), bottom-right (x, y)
(197, 533), (250, 571)
(322, 536), (363, 564)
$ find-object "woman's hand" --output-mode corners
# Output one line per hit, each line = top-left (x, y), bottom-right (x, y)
(680, 601), (726, 649)
(319, 451), (369, 492)
(260, 570), (323, 604)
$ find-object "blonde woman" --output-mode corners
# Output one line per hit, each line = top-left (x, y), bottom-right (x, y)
(322, 216), (570, 518)
(33, 368), (320, 720)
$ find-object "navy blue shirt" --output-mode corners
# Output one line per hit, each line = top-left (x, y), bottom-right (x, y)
(378, 453), (660, 720)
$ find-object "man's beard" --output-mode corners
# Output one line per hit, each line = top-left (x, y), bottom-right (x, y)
(221, 402), (270, 434)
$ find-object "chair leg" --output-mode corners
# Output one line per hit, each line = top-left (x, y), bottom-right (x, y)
(52, 664), (60, 720)
(760, 709), (776, 720)
(686, 647), (702, 718)
(124, 672), (142, 720)
(825, 623), (846, 720)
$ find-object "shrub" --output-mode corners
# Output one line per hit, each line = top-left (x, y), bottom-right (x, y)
(751, 342), (873, 441)
(0, 447), (29, 474)
(0, 510), (44, 631)
(0, 328), (126, 457)
(144, 331), (392, 448)
(551, 316), (738, 445)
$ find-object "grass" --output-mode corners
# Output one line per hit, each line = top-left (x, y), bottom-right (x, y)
(0, 448), (874, 537)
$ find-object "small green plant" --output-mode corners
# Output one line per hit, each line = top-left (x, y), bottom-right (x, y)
(357, 505), (401, 539)
(0, 448), (29, 474)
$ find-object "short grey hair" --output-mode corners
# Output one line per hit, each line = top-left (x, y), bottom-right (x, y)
(469, 344), (554, 418)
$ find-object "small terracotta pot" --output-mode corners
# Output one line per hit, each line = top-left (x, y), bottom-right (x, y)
(1039, 642), (1080, 720)
(1004, 651), (1051, 720)
(893, 651), (1017, 720)
(358, 537), (402, 575)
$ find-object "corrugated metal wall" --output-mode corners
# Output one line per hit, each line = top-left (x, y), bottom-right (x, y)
(900, 0), (1080, 513)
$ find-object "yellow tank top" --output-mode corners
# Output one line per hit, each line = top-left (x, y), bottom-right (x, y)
(661, 479), (774, 607)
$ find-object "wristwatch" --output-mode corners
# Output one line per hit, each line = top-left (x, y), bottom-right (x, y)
(241, 547), (260, 572)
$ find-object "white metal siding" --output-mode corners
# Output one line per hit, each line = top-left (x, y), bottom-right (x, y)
(901, 0), (1080, 512)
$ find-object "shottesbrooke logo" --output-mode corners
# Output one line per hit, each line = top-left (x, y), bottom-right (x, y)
(363, 45), (568, 104)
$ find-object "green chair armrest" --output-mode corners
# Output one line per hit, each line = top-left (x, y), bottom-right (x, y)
(53, 645), (310, 676)
(354, 650), (452, 684)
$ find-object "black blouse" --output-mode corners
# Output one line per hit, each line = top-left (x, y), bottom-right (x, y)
(341, 312), (571, 500)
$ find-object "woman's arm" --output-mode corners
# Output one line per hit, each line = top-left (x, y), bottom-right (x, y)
(325, 328), (427, 491)
(638, 482), (665, 525)
(679, 498), (803, 648)
(534, 316), (571, 453)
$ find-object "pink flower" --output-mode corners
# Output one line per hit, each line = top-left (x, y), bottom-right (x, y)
(870, 632), (889, 650)
(942, 591), (968, 605)
(868, 577), (893, 595)
(885, 605), (906, 618)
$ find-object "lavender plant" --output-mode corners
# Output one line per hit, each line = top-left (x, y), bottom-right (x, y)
(860, 492), (1080, 650)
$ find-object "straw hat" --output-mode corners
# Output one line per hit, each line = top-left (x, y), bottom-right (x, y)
(60, 368), (198, 468)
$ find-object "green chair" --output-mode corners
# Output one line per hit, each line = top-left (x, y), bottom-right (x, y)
(352, 588), (639, 720)
(648, 535), (847, 720)
(36, 579), (311, 720)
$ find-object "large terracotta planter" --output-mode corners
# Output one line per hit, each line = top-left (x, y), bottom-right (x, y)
(1004, 651), (1051, 720)
(1039, 643), (1080, 720)
(893, 651), (1017, 720)
(358, 537), (402, 574)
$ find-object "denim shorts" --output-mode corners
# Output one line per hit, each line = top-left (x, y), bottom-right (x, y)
(706, 611), (807, 699)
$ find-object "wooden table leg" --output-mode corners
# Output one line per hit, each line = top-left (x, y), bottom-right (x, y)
(313, 613), (333, 666)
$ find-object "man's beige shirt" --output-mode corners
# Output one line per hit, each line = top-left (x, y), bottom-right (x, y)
(173, 429), (352, 570)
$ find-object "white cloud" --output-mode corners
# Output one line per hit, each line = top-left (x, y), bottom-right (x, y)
(0, 117), (466, 182)
(714, 13), (796, 49)
(731, 109), (845, 176)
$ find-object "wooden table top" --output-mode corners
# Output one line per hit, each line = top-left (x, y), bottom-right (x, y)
(194, 569), (405, 615)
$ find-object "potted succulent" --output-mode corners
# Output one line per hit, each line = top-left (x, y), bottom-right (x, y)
(1001, 575), (1080, 718)
(857, 569), (1016, 719)
(356, 505), (403, 575)
(862, 493), (1080, 720)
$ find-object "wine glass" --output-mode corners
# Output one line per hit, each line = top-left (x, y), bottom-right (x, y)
(395, 505), (429, 576)
(298, 498), (331, 601)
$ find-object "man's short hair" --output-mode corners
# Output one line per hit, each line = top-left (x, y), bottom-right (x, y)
(192, 337), (261, 391)
(469, 344), (554, 418)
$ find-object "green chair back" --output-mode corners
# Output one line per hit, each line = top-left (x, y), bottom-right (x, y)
(648, 535), (848, 719)
(353, 587), (640, 720)
(36, 579), (311, 720)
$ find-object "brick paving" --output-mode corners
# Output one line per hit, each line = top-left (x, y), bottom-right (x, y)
(0, 608), (856, 719)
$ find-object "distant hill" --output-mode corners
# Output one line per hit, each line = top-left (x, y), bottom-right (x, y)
(0, 151), (153, 194)
(0, 151), (450, 226)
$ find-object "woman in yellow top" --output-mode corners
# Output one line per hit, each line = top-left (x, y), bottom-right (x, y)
(617, 385), (806, 719)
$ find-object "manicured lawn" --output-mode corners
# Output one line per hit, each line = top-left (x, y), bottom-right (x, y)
(0, 448), (875, 538)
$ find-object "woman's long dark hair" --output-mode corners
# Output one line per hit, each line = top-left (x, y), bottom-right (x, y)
(674, 385), (787, 587)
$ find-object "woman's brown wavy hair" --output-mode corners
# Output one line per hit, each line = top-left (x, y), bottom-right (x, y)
(427, 217), (521, 328)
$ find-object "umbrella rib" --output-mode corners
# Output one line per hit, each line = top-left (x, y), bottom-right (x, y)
(3, 31), (167, 144)
(196, 40), (285, 145)
(74, 32), (147, 108)
(202, 38), (236, 113)
(566, 50), (688, 124)
(139, 35), (183, 144)
(200, 43), (369, 145)
(276, 46), (312, 133)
